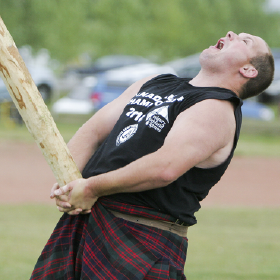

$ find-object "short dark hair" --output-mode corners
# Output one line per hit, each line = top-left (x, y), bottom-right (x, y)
(240, 50), (275, 100)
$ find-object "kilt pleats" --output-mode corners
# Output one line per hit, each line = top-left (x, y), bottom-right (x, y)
(30, 198), (188, 280)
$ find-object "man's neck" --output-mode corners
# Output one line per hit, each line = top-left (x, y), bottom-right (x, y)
(189, 71), (241, 96)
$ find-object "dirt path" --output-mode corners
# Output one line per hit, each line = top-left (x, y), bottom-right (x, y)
(0, 141), (279, 207)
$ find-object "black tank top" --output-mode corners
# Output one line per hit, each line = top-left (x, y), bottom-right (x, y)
(82, 74), (242, 226)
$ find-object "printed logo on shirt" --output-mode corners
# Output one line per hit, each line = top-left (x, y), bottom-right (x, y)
(116, 124), (138, 146)
(145, 106), (169, 132)
(128, 92), (184, 108)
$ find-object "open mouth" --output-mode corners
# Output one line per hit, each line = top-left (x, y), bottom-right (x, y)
(216, 39), (224, 50)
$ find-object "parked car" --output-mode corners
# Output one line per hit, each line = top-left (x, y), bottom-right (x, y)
(63, 55), (150, 79)
(0, 46), (57, 123)
(242, 100), (274, 121)
(91, 63), (176, 110)
(0, 46), (57, 103)
(165, 53), (201, 79)
(0, 66), (56, 103)
(53, 61), (274, 121)
(52, 63), (176, 115)
(52, 76), (97, 115)
(59, 55), (150, 92)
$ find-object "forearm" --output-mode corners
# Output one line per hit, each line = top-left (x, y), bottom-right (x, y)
(86, 149), (182, 198)
(67, 121), (100, 172)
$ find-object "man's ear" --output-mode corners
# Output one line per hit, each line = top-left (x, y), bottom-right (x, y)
(239, 64), (258, 78)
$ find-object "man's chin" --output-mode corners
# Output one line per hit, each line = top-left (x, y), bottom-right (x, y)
(199, 49), (214, 62)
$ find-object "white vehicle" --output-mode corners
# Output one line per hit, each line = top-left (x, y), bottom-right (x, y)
(0, 46), (57, 103)
(52, 76), (97, 115)
(52, 63), (176, 115)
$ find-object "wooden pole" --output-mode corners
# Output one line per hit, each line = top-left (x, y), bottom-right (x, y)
(0, 16), (82, 187)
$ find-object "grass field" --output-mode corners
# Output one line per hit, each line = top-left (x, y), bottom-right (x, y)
(185, 208), (280, 280)
(0, 205), (61, 279)
(0, 116), (280, 279)
(0, 205), (279, 279)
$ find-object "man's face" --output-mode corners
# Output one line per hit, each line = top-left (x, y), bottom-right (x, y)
(200, 31), (269, 73)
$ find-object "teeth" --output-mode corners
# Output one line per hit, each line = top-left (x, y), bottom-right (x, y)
(218, 41), (224, 50)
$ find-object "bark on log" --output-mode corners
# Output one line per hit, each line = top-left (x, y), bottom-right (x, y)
(0, 17), (82, 187)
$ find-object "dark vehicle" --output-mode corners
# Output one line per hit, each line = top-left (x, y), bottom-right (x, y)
(64, 55), (150, 78)
(242, 100), (274, 121)
(53, 63), (176, 115)
(91, 63), (176, 110)
(165, 53), (201, 79)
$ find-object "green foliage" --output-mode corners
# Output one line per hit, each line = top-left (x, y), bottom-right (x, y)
(0, 0), (279, 63)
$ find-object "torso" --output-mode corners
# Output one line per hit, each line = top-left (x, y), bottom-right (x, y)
(83, 74), (243, 225)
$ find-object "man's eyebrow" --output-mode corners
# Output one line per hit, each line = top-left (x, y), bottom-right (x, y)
(238, 33), (254, 42)
(244, 36), (254, 41)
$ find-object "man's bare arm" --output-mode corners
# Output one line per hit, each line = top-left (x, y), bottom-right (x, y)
(90, 99), (235, 194)
(54, 99), (235, 213)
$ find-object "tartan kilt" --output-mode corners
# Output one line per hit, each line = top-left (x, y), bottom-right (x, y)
(30, 198), (188, 280)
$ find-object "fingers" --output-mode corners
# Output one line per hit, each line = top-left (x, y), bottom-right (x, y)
(57, 206), (77, 214)
(56, 194), (70, 202)
(68, 208), (83, 215)
(56, 199), (72, 209)
(50, 183), (60, 199)
(50, 183), (72, 199)
(51, 178), (92, 215)
(54, 184), (73, 196)
(56, 206), (91, 215)
(51, 183), (73, 208)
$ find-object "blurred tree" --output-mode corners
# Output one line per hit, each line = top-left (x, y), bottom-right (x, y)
(0, 0), (279, 63)
(0, 0), (88, 62)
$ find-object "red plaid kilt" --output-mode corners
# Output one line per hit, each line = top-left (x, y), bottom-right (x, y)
(30, 198), (188, 279)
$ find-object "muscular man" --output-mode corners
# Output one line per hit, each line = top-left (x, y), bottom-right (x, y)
(31, 31), (274, 279)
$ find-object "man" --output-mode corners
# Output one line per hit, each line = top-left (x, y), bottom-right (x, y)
(31, 31), (274, 279)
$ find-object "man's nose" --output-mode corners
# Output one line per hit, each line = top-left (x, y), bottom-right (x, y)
(226, 31), (237, 41)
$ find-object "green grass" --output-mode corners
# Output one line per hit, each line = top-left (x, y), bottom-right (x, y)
(0, 205), (62, 279)
(185, 208), (280, 279)
(0, 111), (280, 278)
(0, 119), (82, 143)
(235, 133), (280, 157)
(0, 205), (279, 279)
(1, 116), (280, 279)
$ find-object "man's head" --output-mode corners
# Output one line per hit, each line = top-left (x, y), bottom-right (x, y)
(240, 46), (274, 99)
(199, 31), (274, 99)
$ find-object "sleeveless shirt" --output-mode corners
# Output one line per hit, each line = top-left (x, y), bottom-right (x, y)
(82, 74), (243, 226)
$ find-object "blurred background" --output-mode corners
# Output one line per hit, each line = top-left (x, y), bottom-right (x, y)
(0, 0), (280, 279)
(1, 0), (280, 122)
